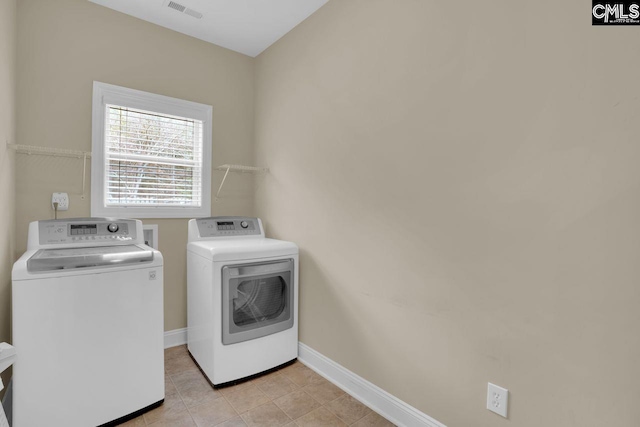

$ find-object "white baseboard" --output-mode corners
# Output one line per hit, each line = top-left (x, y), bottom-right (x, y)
(161, 330), (445, 427)
(298, 342), (446, 427)
(164, 327), (187, 349)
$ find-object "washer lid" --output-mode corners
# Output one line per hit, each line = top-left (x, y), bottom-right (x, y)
(27, 245), (154, 272)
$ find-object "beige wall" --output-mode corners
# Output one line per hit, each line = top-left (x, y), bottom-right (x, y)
(9, 0), (640, 425)
(255, 1), (640, 426)
(15, 0), (255, 331)
(0, 0), (17, 395)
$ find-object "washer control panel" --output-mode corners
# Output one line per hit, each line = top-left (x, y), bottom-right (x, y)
(195, 217), (261, 238)
(38, 218), (137, 246)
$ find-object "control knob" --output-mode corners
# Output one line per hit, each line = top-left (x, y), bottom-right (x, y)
(240, 221), (249, 229)
(107, 223), (119, 233)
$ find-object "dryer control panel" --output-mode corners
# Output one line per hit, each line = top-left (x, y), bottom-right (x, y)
(192, 217), (262, 239)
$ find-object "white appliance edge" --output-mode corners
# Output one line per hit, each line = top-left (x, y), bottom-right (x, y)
(12, 219), (164, 427)
(187, 250), (298, 385)
(13, 264), (164, 427)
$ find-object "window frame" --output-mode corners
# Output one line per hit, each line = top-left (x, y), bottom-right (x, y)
(91, 81), (212, 219)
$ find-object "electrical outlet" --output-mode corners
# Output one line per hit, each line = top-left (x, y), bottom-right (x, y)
(487, 382), (508, 418)
(52, 192), (69, 211)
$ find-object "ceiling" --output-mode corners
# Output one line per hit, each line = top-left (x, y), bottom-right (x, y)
(88, 0), (328, 57)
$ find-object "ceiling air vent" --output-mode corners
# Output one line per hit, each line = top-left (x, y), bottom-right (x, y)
(167, 1), (186, 12)
(166, 1), (203, 19)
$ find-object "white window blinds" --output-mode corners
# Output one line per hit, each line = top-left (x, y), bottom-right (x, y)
(104, 105), (204, 208)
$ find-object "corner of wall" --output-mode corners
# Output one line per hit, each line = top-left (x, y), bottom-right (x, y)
(0, 0), (18, 401)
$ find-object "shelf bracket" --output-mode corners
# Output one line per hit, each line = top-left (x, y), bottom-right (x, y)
(215, 165), (232, 200)
(214, 164), (269, 201)
(82, 153), (87, 199)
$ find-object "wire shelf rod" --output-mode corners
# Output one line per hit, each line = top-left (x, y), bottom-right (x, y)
(7, 143), (91, 159)
(215, 164), (269, 173)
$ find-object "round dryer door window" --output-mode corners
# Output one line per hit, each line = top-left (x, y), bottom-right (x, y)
(222, 259), (295, 345)
(234, 277), (286, 326)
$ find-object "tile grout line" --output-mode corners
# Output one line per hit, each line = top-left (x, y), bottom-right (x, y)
(271, 367), (351, 426)
(169, 372), (199, 427)
(157, 351), (380, 427)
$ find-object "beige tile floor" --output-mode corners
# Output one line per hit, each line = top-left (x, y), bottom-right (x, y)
(119, 345), (396, 427)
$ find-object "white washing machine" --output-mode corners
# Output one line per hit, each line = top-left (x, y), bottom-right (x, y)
(12, 218), (164, 427)
(187, 216), (298, 386)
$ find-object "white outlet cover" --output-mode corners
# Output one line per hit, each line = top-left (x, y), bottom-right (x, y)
(52, 192), (69, 211)
(487, 382), (508, 418)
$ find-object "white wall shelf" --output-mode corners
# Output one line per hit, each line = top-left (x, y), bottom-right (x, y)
(7, 146), (268, 202)
(7, 143), (91, 196)
(7, 143), (91, 159)
(215, 164), (269, 200)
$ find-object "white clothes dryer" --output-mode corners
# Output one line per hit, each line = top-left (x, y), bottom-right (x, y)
(12, 218), (164, 427)
(187, 216), (298, 386)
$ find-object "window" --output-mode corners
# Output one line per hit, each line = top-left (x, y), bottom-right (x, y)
(91, 82), (212, 218)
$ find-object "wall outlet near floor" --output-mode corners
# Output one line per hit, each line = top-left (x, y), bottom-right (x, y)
(487, 382), (508, 418)
(52, 192), (69, 211)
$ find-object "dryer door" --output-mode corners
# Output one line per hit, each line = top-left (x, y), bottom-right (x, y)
(222, 259), (294, 345)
